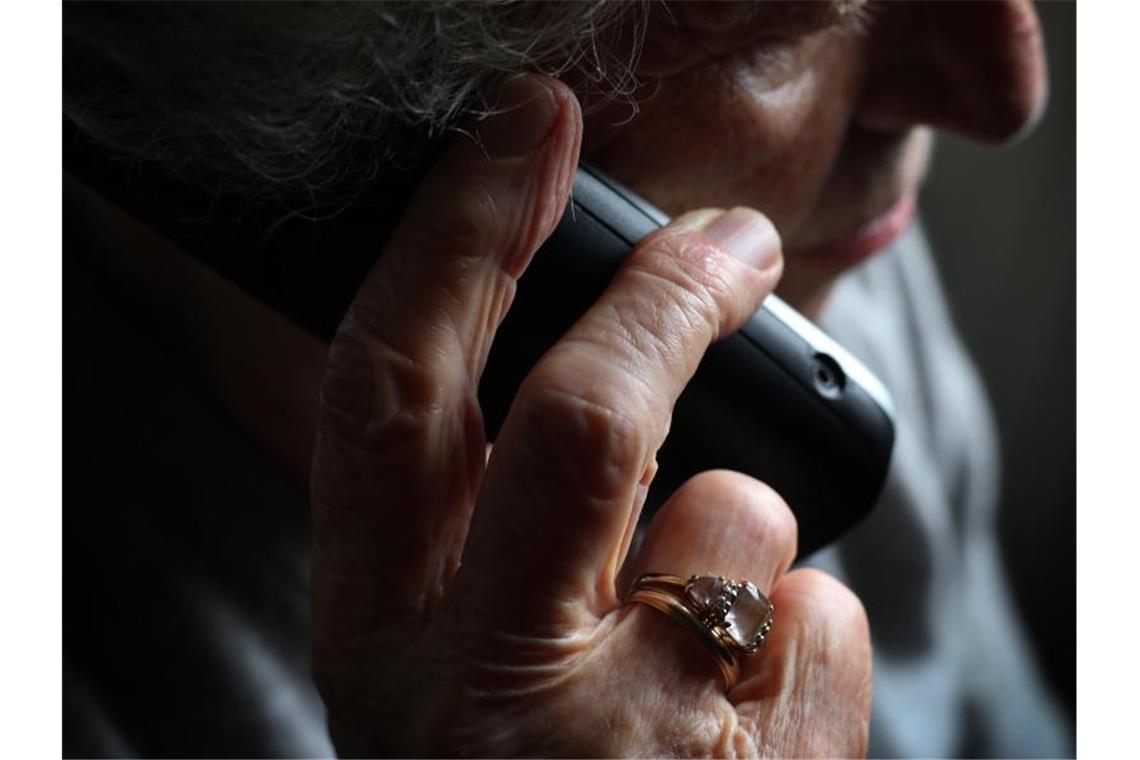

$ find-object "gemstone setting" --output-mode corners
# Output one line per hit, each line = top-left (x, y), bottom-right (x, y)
(723, 582), (773, 649)
(684, 574), (773, 651)
(687, 575), (727, 611)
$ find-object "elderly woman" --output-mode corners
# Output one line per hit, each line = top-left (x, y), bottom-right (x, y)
(63, 1), (1067, 757)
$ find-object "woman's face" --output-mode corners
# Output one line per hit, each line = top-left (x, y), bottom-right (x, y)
(582, 0), (1047, 312)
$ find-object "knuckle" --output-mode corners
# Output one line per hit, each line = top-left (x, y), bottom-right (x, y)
(320, 325), (450, 449)
(513, 375), (649, 501)
(631, 232), (739, 332)
(677, 240), (739, 308)
(740, 480), (799, 556)
(401, 179), (500, 258)
(664, 231), (739, 296)
(669, 469), (742, 508)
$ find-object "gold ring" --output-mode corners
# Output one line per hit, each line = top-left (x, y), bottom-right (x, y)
(625, 573), (774, 691)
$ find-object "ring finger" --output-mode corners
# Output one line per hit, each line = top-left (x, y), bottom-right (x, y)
(615, 470), (797, 690)
(614, 469), (871, 755)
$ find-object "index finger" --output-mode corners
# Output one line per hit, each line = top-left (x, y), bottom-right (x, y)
(312, 75), (582, 647)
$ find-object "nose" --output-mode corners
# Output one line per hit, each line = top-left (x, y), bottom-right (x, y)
(854, 0), (1048, 144)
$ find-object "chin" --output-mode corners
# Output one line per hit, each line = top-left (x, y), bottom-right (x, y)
(786, 127), (933, 253)
(775, 129), (933, 316)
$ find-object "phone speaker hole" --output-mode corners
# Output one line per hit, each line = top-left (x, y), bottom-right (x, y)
(811, 353), (846, 399)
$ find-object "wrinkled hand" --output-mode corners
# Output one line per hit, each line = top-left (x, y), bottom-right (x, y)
(311, 74), (871, 757)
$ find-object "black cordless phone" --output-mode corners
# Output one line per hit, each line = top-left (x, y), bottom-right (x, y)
(64, 127), (895, 556)
(481, 166), (895, 556)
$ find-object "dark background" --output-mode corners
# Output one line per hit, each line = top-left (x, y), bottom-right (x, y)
(921, 0), (1074, 718)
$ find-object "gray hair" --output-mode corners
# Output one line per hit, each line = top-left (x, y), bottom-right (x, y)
(64, 1), (650, 206)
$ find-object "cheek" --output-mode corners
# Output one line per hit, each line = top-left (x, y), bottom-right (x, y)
(584, 32), (866, 235)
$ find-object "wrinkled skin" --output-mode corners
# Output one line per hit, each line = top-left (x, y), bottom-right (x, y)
(311, 1), (1046, 756)
(312, 77), (869, 757)
(586, 0), (1045, 310)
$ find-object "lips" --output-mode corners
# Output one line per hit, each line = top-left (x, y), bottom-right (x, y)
(788, 191), (917, 265)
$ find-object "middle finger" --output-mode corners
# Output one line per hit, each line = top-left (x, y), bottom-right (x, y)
(456, 207), (783, 626)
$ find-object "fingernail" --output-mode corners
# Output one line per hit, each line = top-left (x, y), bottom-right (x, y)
(701, 207), (781, 270)
(479, 75), (559, 158)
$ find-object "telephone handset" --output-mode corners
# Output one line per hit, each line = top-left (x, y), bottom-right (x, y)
(63, 125), (894, 556)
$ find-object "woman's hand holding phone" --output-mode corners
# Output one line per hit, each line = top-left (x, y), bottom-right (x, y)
(311, 74), (871, 757)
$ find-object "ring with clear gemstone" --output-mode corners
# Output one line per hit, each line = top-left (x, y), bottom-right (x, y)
(625, 572), (775, 690)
